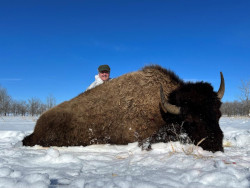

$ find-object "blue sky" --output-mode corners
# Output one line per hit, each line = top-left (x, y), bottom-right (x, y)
(0, 0), (249, 104)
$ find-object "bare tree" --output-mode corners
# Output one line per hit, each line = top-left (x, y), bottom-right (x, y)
(12, 100), (28, 116)
(46, 94), (56, 110)
(28, 98), (42, 116)
(38, 103), (47, 115)
(239, 80), (250, 102)
(18, 100), (28, 116)
(11, 100), (19, 116)
(0, 85), (12, 116)
(239, 80), (250, 116)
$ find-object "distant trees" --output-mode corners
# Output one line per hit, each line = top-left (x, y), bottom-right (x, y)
(239, 80), (250, 103)
(221, 101), (244, 116)
(221, 79), (250, 117)
(11, 100), (28, 116)
(46, 94), (56, 109)
(0, 85), (56, 116)
(1, 79), (249, 117)
(0, 86), (12, 116)
(239, 80), (250, 116)
(28, 98), (43, 116)
(221, 101), (249, 116)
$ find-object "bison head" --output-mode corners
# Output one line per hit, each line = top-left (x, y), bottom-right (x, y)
(160, 72), (225, 152)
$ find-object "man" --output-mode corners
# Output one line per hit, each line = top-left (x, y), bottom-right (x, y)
(86, 64), (111, 90)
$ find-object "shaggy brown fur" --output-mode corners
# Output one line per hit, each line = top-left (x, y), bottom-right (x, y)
(23, 65), (183, 147)
(23, 65), (224, 152)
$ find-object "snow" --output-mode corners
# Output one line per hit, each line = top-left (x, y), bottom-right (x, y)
(0, 116), (250, 188)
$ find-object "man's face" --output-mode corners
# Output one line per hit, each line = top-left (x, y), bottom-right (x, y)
(99, 71), (110, 81)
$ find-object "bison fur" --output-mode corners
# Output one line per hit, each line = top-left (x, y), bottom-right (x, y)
(23, 65), (225, 152)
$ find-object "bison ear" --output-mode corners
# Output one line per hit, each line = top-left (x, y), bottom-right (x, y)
(160, 85), (181, 115)
(217, 72), (225, 100)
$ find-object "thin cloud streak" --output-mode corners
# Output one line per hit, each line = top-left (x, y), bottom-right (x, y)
(0, 78), (22, 81)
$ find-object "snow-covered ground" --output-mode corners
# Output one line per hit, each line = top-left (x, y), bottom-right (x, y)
(0, 116), (249, 188)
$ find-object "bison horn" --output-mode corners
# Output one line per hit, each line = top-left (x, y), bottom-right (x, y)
(160, 85), (181, 115)
(217, 72), (225, 100)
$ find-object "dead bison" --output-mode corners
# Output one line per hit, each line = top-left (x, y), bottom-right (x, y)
(23, 65), (225, 152)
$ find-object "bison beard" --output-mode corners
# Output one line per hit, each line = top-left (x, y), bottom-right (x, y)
(23, 65), (225, 153)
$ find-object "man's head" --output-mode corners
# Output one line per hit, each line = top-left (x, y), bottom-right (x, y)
(98, 65), (110, 81)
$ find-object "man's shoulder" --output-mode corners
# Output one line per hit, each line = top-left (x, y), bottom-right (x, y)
(86, 75), (104, 91)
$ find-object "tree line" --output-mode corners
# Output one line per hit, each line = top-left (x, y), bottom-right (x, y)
(220, 80), (250, 117)
(0, 85), (56, 116)
(1, 79), (249, 117)
(220, 101), (249, 116)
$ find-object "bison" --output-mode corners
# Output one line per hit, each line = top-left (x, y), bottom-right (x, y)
(23, 65), (225, 152)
